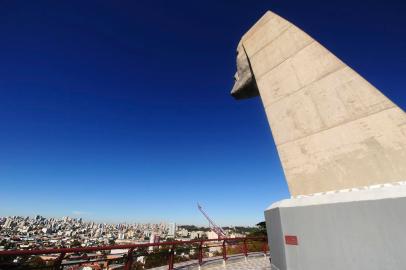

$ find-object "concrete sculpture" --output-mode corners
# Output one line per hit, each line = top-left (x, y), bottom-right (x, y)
(231, 11), (406, 270)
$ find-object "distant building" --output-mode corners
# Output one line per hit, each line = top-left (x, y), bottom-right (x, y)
(206, 230), (218, 239)
(118, 233), (125, 240)
(4, 218), (13, 228)
(178, 228), (189, 237)
(168, 222), (176, 237)
(42, 228), (52, 234)
(190, 231), (205, 239)
(149, 233), (160, 251)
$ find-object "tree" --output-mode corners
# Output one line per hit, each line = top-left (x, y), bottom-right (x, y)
(247, 221), (267, 237)
(256, 222), (266, 232)
(131, 261), (144, 270)
(27, 256), (47, 268)
(108, 238), (115, 245)
(70, 239), (81, 247)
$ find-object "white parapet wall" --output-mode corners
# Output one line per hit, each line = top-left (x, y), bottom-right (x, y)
(265, 183), (406, 270)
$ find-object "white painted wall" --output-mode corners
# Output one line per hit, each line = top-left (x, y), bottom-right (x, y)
(265, 184), (406, 270)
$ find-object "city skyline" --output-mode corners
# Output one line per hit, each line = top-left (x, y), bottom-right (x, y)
(1, 0), (405, 225)
(0, 213), (255, 228)
(0, 214), (242, 228)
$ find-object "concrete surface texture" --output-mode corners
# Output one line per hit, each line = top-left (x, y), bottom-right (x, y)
(265, 183), (406, 270)
(148, 253), (270, 270)
(231, 11), (406, 196)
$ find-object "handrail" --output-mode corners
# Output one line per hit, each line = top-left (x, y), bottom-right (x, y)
(0, 237), (265, 256)
(0, 236), (269, 270)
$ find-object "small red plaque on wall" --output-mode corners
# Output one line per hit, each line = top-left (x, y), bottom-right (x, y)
(285, 235), (298, 245)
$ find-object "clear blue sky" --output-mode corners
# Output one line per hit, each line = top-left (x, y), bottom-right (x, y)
(0, 0), (405, 226)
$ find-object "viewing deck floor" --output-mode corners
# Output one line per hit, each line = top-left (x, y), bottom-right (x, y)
(150, 253), (271, 270)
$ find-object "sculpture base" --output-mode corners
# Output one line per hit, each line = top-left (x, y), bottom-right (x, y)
(265, 183), (406, 270)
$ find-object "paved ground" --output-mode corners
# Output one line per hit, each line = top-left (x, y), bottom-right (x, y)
(150, 253), (271, 270)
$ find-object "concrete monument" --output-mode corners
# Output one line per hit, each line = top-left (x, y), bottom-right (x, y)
(231, 11), (406, 270)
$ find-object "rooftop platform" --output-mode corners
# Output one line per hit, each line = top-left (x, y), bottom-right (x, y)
(151, 253), (271, 270)
(0, 237), (269, 270)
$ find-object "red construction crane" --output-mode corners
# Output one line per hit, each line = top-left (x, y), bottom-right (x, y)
(197, 203), (227, 239)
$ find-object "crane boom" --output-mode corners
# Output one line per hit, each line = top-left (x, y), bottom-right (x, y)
(197, 203), (226, 238)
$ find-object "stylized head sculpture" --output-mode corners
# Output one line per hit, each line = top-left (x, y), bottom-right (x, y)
(231, 11), (406, 196)
(230, 42), (259, 100)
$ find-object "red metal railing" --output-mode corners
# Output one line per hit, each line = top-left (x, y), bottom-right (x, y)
(0, 237), (268, 270)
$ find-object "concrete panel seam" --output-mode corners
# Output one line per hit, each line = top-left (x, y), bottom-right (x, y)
(241, 12), (274, 43)
(255, 40), (316, 82)
(248, 25), (293, 60)
(276, 104), (398, 147)
(262, 64), (345, 109)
